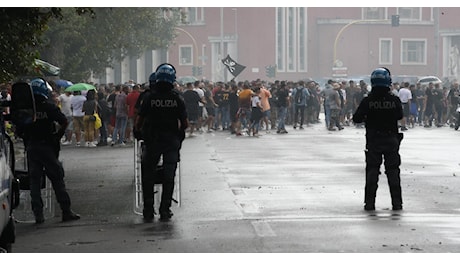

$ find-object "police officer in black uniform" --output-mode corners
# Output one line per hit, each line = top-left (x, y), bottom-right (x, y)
(25, 78), (80, 224)
(352, 68), (404, 211)
(136, 64), (188, 222)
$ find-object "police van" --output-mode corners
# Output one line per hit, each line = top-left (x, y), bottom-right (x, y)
(0, 98), (19, 253)
(0, 81), (35, 252)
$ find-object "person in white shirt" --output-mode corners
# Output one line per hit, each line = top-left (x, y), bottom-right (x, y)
(193, 81), (206, 132)
(70, 91), (87, 146)
(58, 91), (73, 145)
(398, 82), (412, 131)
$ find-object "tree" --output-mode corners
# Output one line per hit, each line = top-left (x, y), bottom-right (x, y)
(0, 8), (62, 82)
(0, 7), (95, 83)
(39, 8), (181, 82)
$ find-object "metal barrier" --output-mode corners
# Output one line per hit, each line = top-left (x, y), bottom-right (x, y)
(13, 145), (55, 223)
(133, 139), (181, 216)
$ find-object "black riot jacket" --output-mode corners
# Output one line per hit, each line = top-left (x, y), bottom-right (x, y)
(352, 87), (403, 135)
(138, 86), (188, 138)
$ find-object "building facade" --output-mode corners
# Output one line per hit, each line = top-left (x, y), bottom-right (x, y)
(93, 7), (460, 84)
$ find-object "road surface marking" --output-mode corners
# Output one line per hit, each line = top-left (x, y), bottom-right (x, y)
(252, 220), (276, 237)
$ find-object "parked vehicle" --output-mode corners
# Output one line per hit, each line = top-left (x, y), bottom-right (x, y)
(0, 100), (18, 253)
(417, 76), (442, 86)
(0, 81), (35, 252)
(393, 75), (421, 85)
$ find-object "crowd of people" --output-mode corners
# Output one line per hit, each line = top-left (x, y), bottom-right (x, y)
(176, 77), (459, 137)
(2, 75), (458, 146)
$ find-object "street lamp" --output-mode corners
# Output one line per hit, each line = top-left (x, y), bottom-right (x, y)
(220, 7), (225, 81)
(333, 19), (387, 68)
(232, 8), (238, 81)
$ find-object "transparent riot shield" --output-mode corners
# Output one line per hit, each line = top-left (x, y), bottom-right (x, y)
(133, 139), (181, 216)
(13, 143), (55, 223)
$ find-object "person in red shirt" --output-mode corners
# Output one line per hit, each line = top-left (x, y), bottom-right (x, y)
(126, 84), (141, 142)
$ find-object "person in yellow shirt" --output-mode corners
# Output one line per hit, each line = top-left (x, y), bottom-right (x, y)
(235, 82), (253, 136)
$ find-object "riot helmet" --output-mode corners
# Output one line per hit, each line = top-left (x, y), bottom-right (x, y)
(370, 67), (392, 88)
(30, 78), (50, 99)
(155, 63), (176, 85)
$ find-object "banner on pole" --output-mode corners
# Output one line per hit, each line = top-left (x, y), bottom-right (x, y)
(221, 55), (246, 78)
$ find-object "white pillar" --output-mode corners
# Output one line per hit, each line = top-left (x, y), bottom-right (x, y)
(106, 67), (115, 84)
(137, 52), (146, 83)
(121, 57), (130, 84)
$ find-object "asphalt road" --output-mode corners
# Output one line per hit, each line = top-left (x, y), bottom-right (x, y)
(10, 117), (460, 253)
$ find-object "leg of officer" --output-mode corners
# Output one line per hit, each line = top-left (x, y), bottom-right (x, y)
(42, 149), (72, 213)
(383, 138), (402, 209)
(141, 141), (161, 220)
(364, 146), (382, 209)
(159, 136), (180, 220)
(27, 145), (45, 221)
(28, 145), (76, 222)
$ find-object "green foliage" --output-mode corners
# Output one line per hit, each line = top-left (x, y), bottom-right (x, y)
(39, 7), (180, 82)
(0, 7), (180, 83)
(0, 7), (62, 82)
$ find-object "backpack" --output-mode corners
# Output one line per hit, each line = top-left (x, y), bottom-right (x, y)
(295, 87), (303, 105)
(98, 100), (112, 120)
(10, 82), (36, 139)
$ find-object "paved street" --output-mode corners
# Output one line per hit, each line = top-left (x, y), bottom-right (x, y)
(10, 117), (460, 253)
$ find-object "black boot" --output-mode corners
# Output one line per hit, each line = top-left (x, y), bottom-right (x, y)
(392, 204), (403, 211)
(35, 212), (45, 224)
(62, 210), (81, 222)
(159, 209), (173, 221)
(364, 204), (375, 211)
(142, 199), (154, 222)
(143, 208), (154, 222)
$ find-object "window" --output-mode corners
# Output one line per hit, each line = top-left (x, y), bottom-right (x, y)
(362, 7), (386, 20)
(379, 39), (392, 65)
(181, 7), (202, 25)
(179, 45), (193, 65)
(287, 7), (295, 71)
(298, 8), (306, 72)
(398, 7), (421, 21)
(276, 7), (308, 73)
(276, 8), (285, 71)
(401, 39), (426, 65)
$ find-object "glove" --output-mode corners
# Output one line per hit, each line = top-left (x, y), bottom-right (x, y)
(178, 129), (185, 142)
(133, 128), (143, 140)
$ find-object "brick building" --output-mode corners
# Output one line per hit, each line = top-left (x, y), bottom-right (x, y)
(94, 7), (460, 84)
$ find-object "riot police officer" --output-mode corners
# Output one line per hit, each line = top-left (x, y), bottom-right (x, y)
(352, 68), (404, 211)
(136, 64), (188, 221)
(25, 78), (80, 223)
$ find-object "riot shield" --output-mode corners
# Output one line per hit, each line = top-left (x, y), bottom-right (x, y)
(133, 139), (181, 216)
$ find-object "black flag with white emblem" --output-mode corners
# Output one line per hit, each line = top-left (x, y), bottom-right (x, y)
(221, 55), (246, 78)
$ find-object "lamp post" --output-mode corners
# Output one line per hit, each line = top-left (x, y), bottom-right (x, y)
(333, 19), (387, 68)
(220, 7), (225, 81)
(232, 8), (238, 81)
(232, 8), (238, 37)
